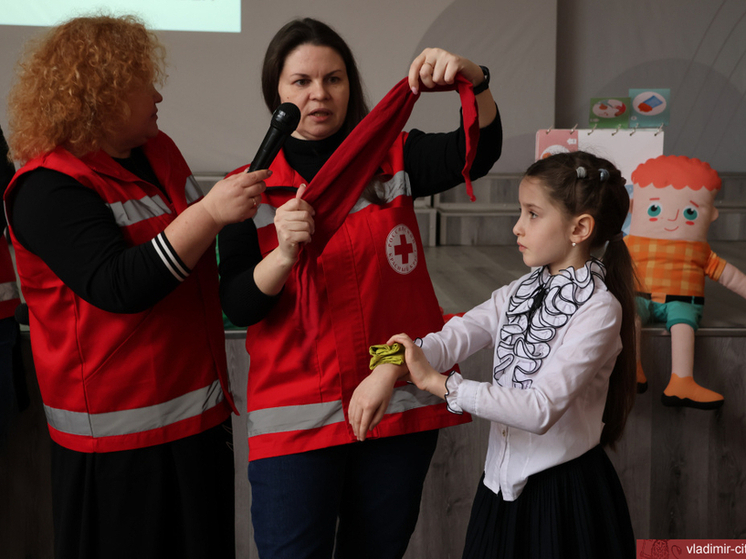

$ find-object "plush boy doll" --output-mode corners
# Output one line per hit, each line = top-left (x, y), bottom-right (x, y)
(625, 155), (746, 409)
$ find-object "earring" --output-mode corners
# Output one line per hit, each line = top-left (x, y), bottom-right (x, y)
(572, 242), (576, 247)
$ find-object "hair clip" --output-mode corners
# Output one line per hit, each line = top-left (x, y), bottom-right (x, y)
(599, 169), (609, 182)
(576, 166), (587, 179)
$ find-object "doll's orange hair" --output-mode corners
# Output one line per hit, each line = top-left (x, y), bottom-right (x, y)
(631, 155), (720, 192)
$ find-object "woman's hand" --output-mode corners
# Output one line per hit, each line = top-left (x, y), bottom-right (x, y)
(201, 169), (270, 228)
(408, 48), (485, 94)
(163, 169), (269, 270)
(407, 48), (497, 128)
(252, 184), (315, 296)
(387, 333), (446, 399)
(274, 184), (315, 264)
(349, 363), (407, 441)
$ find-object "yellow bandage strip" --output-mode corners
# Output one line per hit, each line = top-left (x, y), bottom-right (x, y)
(368, 343), (404, 369)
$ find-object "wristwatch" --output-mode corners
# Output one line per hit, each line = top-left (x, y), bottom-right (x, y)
(472, 65), (490, 95)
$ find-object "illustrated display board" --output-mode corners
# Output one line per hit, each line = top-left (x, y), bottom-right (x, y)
(588, 97), (631, 128)
(629, 88), (670, 129)
(536, 128), (665, 233)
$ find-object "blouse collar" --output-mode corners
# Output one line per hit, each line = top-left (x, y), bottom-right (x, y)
(494, 258), (607, 388)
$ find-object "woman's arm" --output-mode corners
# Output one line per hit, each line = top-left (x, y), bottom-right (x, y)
(404, 48), (503, 197)
(408, 48), (497, 128)
(9, 167), (268, 314)
(162, 168), (269, 269)
(218, 219), (279, 327)
(404, 110), (502, 198)
(219, 185), (316, 326)
(10, 170), (180, 313)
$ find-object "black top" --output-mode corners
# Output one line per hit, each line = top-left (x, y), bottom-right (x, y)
(7, 148), (182, 314)
(219, 105), (504, 327)
(0, 127), (16, 231)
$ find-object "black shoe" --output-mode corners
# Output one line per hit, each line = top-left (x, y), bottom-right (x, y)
(661, 393), (724, 410)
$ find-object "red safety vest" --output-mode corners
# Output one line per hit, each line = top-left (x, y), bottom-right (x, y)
(238, 134), (470, 460)
(5, 132), (234, 453)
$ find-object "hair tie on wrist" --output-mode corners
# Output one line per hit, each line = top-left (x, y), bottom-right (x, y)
(369, 343), (405, 369)
(599, 168), (610, 182)
(576, 166), (587, 179)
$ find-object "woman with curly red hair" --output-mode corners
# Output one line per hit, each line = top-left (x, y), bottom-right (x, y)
(5, 14), (267, 558)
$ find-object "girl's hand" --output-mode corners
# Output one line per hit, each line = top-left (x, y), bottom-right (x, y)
(408, 48), (485, 94)
(348, 363), (406, 441)
(274, 184), (315, 263)
(201, 169), (270, 227)
(387, 333), (446, 398)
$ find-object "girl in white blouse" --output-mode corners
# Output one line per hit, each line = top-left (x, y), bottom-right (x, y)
(355, 151), (637, 558)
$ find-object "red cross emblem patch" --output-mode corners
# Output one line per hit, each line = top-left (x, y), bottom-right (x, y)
(386, 224), (418, 275)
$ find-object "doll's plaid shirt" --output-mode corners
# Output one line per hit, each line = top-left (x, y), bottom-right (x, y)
(624, 235), (727, 302)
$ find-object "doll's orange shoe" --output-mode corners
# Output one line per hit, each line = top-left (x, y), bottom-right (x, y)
(661, 373), (724, 410)
(636, 361), (648, 394)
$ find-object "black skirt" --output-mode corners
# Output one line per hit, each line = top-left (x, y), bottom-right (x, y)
(50, 420), (236, 559)
(462, 445), (635, 559)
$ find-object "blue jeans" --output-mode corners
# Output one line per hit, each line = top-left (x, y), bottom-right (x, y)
(248, 429), (439, 559)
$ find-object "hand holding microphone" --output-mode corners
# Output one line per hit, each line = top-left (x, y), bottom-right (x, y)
(246, 103), (314, 262)
(249, 103), (301, 172)
(240, 102), (301, 217)
(204, 103), (301, 225)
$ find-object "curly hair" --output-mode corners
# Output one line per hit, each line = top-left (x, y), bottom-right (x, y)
(7, 14), (166, 163)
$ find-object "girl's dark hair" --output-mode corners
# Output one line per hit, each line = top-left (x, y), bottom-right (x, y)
(261, 17), (369, 136)
(525, 151), (637, 448)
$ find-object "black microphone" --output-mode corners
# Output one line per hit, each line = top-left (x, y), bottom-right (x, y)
(248, 103), (301, 172)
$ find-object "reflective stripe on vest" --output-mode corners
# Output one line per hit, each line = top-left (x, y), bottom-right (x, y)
(106, 175), (203, 227)
(44, 379), (224, 438)
(254, 170), (411, 230)
(107, 194), (171, 227)
(246, 383), (442, 437)
(184, 175), (203, 204)
(0, 281), (19, 302)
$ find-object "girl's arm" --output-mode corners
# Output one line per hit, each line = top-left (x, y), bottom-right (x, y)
(386, 334), (448, 399)
(348, 292), (503, 440)
(438, 294), (623, 434)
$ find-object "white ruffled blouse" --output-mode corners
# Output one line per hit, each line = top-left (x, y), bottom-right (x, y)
(419, 259), (622, 501)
